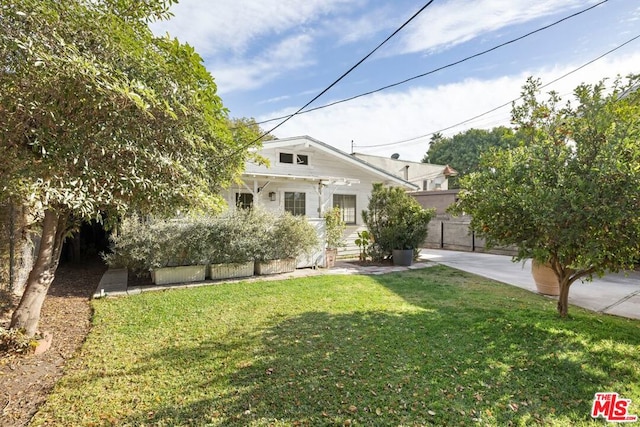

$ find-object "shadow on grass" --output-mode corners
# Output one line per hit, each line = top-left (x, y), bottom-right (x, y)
(120, 270), (640, 426)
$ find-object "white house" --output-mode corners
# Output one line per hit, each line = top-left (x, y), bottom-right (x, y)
(352, 153), (457, 191)
(226, 136), (418, 223)
(225, 136), (418, 263)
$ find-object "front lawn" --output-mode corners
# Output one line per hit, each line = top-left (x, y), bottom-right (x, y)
(32, 266), (640, 426)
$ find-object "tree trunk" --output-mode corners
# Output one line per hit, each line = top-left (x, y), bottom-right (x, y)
(556, 279), (572, 318)
(13, 205), (37, 297)
(10, 209), (67, 337)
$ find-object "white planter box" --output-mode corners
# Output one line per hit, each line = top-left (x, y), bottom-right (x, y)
(151, 265), (206, 285)
(254, 258), (296, 275)
(209, 261), (254, 280)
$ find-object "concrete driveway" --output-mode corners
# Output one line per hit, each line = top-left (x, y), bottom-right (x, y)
(419, 249), (640, 320)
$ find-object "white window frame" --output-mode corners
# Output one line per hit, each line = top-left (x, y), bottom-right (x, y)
(278, 151), (309, 166)
(284, 191), (306, 216)
(333, 194), (357, 225)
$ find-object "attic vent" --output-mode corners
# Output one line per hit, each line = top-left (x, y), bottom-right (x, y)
(391, 153), (400, 159)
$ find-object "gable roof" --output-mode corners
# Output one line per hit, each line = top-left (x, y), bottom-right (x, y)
(254, 136), (419, 190)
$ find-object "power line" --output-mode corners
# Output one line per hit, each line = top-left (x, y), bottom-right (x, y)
(354, 31), (640, 150)
(255, 0), (608, 126)
(221, 0), (435, 162)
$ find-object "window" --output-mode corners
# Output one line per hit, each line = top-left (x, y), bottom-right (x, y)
(284, 192), (306, 216)
(279, 152), (294, 163)
(235, 193), (253, 209)
(279, 152), (309, 165)
(333, 194), (356, 224)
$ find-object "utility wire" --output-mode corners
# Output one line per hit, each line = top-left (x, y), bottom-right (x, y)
(354, 31), (640, 149)
(255, 0), (608, 126)
(220, 0), (435, 162)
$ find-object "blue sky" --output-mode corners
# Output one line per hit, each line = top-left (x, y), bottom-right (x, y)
(151, 0), (640, 161)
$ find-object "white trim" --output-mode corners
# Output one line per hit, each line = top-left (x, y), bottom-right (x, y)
(244, 172), (360, 186)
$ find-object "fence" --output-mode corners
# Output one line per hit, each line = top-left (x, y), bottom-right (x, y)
(423, 215), (517, 256)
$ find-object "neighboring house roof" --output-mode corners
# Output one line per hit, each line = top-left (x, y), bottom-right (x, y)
(351, 152), (457, 182)
(250, 136), (419, 190)
(443, 164), (458, 177)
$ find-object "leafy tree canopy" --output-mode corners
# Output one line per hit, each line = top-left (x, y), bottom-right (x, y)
(1, 0), (261, 220)
(1, 0), (263, 335)
(422, 127), (522, 187)
(450, 75), (640, 317)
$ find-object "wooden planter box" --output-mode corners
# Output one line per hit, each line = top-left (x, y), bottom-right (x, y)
(209, 261), (254, 280)
(151, 265), (206, 285)
(254, 258), (296, 275)
(531, 260), (560, 296)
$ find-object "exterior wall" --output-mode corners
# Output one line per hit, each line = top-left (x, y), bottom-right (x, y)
(228, 180), (372, 224)
(411, 189), (459, 215)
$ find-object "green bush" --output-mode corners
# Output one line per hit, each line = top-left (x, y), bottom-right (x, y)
(104, 209), (319, 273)
(254, 211), (319, 261)
(103, 215), (211, 273)
(362, 184), (435, 261)
(323, 207), (346, 249)
(205, 209), (265, 264)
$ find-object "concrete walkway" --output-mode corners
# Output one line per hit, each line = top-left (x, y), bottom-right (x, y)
(94, 250), (640, 320)
(419, 249), (640, 320)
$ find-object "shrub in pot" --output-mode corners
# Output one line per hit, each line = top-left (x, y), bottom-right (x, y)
(205, 209), (261, 280)
(104, 216), (209, 284)
(323, 207), (346, 268)
(362, 183), (435, 265)
(254, 211), (319, 275)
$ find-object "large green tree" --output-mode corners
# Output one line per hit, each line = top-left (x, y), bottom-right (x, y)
(0, 0), (261, 336)
(451, 76), (640, 317)
(423, 127), (521, 187)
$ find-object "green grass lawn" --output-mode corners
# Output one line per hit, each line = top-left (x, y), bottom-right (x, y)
(32, 266), (640, 426)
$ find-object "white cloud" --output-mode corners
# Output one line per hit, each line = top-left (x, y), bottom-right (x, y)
(326, 6), (396, 46)
(212, 34), (315, 94)
(396, 0), (599, 55)
(151, 0), (355, 57)
(264, 52), (640, 161)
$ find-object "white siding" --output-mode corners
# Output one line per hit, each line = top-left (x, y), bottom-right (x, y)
(238, 144), (406, 223)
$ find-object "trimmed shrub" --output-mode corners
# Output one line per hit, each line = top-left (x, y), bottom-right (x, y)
(362, 184), (435, 261)
(254, 211), (319, 261)
(104, 209), (319, 273)
(324, 207), (346, 250)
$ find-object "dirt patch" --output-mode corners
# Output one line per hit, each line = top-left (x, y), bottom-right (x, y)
(0, 260), (105, 427)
